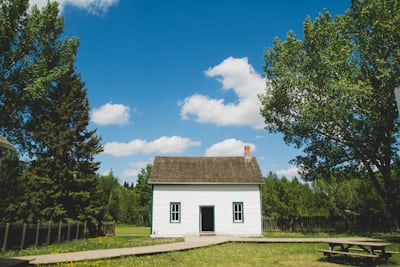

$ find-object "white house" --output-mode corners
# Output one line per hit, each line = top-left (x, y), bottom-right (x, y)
(149, 146), (264, 237)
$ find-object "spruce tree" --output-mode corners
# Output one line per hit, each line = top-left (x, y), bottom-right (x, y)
(17, 67), (103, 223)
(0, 151), (24, 222)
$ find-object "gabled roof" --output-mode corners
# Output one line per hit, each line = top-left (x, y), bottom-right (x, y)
(149, 156), (264, 184)
(0, 135), (16, 151)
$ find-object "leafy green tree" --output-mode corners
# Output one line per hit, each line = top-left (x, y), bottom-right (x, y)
(262, 172), (327, 217)
(262, 172), (290, 217)
(260, 0), (400, 228)
(311, 171), (360, 216)
(117, 187), (137, 224)
(94, 172), (120, 222)
(352, 177), (385, 218)
(0, 1), (75, 149)
(133, 164), (152, 226)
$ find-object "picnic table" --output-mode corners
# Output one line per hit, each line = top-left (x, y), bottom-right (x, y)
(319, 240), (398, 262)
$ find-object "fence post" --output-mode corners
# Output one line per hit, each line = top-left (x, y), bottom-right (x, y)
(57, 221), (62, 243)
(47, 222), (51, 245)
(20, 223), (27, 249)
(83, 221), (87, 238)
(67, 223), (71, 241)
(2, 223), (10, 251)
(75, 222), (80, 240)
(35, 223), (40, 246)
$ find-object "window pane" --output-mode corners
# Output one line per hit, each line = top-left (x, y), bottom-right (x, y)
(233, 203), (243, 223)
(170, 203), (180, 223)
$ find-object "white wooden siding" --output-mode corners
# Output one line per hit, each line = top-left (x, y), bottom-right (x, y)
(151, 184), (262, 237)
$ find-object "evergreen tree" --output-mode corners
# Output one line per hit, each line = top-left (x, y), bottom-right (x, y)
(14, 67), (103, 223)
(0, 1), (103, 228)
(0, 151), (24, 222)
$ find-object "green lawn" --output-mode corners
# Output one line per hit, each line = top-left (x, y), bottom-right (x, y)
(1, 225), (399, 266)
(0, 226), (182, 258)
(115, 224), (150, 236)
(263, 231), (350, 238)
(37, 242), (400, 267)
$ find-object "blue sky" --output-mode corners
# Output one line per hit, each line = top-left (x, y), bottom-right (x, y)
(31, 0), (350, 185)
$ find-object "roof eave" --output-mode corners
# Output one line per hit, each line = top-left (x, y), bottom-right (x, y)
(149, 181), (265, 185)
(0, 142), (16, 151)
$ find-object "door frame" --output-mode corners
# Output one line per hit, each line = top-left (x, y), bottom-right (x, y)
(199, 205), (215, 233)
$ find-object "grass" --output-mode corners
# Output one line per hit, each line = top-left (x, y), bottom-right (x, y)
(0, 226), (182, 258)
(38, 242), (400, 267)
(1, 225), (399, 266)
(263, 231), (350, 238)
(114, 224), (150, 236)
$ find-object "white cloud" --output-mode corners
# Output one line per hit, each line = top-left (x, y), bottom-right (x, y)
(100, 169), (112, 176)
(205, 138), (255, 156)
(121, 161), (148, 180)
(29, 0), (118, 14)
(121, 168), (140, 180)
(276, 166), (300, 178)
(180, 57), (265, 129)
(91, 102), (130, 126)
(103, 136), (201, 157)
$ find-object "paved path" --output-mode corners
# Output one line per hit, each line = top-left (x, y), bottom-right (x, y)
(11, 236), (382, 265)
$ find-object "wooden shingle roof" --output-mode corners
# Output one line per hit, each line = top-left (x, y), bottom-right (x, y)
(0, 135), (15, 151)
(149, 156), (264, 184)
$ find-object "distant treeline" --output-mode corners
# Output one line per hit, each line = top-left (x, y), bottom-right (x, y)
(261, 171), (386, 220)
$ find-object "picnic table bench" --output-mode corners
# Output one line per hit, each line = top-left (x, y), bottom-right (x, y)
(319, 240), (399, 262)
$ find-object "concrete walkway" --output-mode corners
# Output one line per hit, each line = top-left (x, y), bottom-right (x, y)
(11, 236), (382, 265)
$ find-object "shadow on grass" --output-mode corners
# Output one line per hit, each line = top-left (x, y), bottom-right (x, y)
(379, 236), (400, 243)
(0, 258), (29, 267)
(318, 255), (396, 267)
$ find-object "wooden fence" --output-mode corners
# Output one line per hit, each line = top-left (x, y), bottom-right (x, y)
(0, 221), (86, 251)
(263, 215), (391, 232)
(100, 221), (115, 236)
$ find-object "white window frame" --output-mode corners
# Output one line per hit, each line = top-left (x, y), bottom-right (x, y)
(233, 202), (244, 223)
(170, 202), (181, 223)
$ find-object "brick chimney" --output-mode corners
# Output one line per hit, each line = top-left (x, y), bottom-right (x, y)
(244, 145), (251, 157)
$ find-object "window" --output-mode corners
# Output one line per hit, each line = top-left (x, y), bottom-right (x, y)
(233, 202), (244, 223)
(170, 202), (181, 223)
